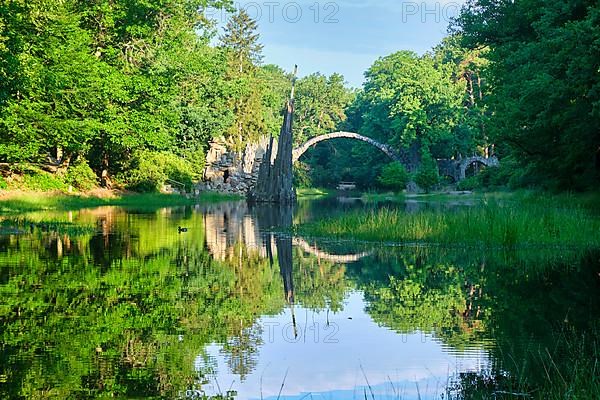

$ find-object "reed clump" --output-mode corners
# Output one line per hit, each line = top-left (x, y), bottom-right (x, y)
(299, 201), (600, 249)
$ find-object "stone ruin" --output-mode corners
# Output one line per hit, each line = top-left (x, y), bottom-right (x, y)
(195, 137), (277, 195)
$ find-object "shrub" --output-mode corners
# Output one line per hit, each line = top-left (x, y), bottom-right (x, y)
(477, 163), (511, 188)
(378, 162), (410, 191)
(23, 172), (68, 191)
(508, 164), (540, 190)
(414, 158), (440, 193)
(294, 162), (312, 188)
(181, 149), (206, 177)
(457, 176), (479, 191)
(64, 160), (98, 191)
(120, 151), (196, 193)
(0, 176), (7, 190)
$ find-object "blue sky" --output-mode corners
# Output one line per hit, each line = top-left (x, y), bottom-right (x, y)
(207, 0), (465, 87)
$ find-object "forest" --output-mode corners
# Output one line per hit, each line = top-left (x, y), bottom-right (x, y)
(0, 0), (598, 193)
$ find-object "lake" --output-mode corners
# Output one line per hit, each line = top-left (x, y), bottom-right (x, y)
(1, 198), (598, 399)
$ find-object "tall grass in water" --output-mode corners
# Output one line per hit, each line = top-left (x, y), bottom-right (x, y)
(447, 326), (600, 400)
(299, 201), (600, 249)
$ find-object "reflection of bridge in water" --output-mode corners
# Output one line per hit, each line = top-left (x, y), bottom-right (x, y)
(200, 201), (370, 336)
(292, 237), (371, 263)
(200, 202), (369, 264)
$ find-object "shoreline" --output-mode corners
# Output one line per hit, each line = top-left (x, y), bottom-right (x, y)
(0, 189), (242, 214)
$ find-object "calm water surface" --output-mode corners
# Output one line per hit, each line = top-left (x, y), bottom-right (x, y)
(0, 199), (598, 399)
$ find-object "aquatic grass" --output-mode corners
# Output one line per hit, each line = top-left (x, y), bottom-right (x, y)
(360, 191), (405, 202)
(297, 188), (333, 198)
(0, 191), (242, 214)
(0, 217), (96, 235)
(447, 325), (600, 400)
(298, 201), (600, 249)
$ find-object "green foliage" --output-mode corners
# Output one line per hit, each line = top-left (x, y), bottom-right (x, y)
(0, 176), (7, 190)
(64, 160), (98, 191)
(350, 51), (466, 157)
(287, 73), (359, 189)
(0, 0), (236, 185)
(296, 188), (333, 198)
(456, 176), (479, 191)
(299, 45), (488, 189)
(457, 163), (512, 191)
(0, 192), (237, 214)
(219, 9), (264, 73)
(476, 163), (511, 188)
(455, 0), (600, 189)
(378, 162), (410, 191)
(120, 151), (196, 193)
(22, 172), (68, 192)
(414, 158), (440, 193)
(293, 162), (312, 188)
(299, 139), (389, 190)
(219, 9), (281, 150)
(294, 73), (355, 145)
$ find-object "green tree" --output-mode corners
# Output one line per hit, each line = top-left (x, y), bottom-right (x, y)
(378, 162), (410, 191)
(294, 73), (355, 145)
(0, 0), (235, 188)
(431, 35), (492, 158)
(259, 64), (294, 136)
(352, 51), (465, 161)
(0, 0), (105, 163)
(455, 0), (600, 189)
(415, 156), (440, 193)
(219, 9), (263, 74)
(219, 9), (269, 149)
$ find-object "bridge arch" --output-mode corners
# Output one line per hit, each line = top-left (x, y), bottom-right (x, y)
(292, 132), (401, 164)
(459, 156), (500, 180)
(292, 238), (371, 264)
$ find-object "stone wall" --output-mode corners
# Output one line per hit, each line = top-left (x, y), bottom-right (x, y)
(196, 137), (276, 195)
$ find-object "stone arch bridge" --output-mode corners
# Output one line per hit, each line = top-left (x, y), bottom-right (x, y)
(293, 131), (499, 181)
(199, 132), (499, 195)
(437, 155), (500, 182)
(292, 131), (402, 164)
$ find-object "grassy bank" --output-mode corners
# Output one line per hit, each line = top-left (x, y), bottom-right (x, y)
(298, 199), (600, 249)
(0, 190), (242, 214)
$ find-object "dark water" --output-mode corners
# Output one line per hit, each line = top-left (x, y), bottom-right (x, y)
(0, 199), (598, 399)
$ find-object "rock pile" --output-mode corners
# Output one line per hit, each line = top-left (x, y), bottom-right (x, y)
(195, 137), (276, 195)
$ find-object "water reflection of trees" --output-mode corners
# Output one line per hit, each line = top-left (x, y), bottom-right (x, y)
(347, 248), (488, 349)
(0, 204), (598, 399)
(0, 204), (354, 398)
(348, 247), (600, 398)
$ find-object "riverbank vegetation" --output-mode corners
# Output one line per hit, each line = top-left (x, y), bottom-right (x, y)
(299, 197), (600, 249)
(0, 1), (353, 194)
(0, 191), (241, 214)
(1, 1), (596, 195)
